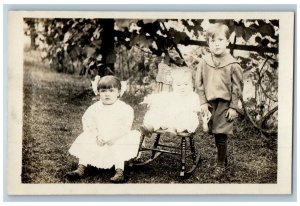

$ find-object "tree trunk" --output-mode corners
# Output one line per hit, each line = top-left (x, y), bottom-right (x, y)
(28, 19), (37, 50)
(99, 19), (116, 74)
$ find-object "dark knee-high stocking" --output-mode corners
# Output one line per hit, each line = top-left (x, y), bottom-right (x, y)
(214, 133), (228, 167)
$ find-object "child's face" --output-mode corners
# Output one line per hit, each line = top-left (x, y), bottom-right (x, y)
(172, 77), (193, 96)
(208, 33), (229, 56)
(99, 87), (120, 105)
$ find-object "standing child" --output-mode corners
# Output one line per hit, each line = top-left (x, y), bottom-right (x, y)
(67, 76), (140, 183)
(195, 23), (243, 178)
(141, 68), (201, 138)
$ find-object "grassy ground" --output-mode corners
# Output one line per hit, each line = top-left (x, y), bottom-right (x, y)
(22, 50), (277, 184)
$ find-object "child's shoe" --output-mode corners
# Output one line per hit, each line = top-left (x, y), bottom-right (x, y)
(212, 140), (228, 179)
(212, 165), (225, 179)
(140, 125), (154, 137)
(110, 168), (125, 183)
(66, 164), (86, 180)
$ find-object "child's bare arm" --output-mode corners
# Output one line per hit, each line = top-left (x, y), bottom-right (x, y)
(200, 103), (210, 115)
(202, 110), (211, 133)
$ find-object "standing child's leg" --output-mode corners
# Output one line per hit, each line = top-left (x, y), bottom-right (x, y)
(213, 133), (228, 178)
(209, 99), (233, 179)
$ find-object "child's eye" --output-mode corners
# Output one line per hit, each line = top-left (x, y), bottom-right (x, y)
(100, 89), (106, 93)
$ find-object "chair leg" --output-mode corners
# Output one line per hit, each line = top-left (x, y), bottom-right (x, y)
(151, 134), (161, 159)
(189, 136), (197, 164)
(136, 134), (145, 158)
(180, 137), (186, 177)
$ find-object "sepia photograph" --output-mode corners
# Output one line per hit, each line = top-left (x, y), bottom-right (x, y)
(7, 11), (294, 195)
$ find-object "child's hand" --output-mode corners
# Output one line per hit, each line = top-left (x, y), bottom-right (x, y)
(202, 111), (211, 133)
(202, 111), (211, 123)
(96, 137), (106, 147)
(200, 103), (210, 115)
(226, 108), (238, 122)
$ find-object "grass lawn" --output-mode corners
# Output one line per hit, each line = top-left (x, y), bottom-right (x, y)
(22, 50), (277, 184)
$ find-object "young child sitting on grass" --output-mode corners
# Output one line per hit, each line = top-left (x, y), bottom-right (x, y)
(140, 68), (204, 138)
(67, 75), (140, 183)
(195, 23), (244, 178)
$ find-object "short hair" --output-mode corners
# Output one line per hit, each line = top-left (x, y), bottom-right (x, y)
(97, 75), (121, 91)
(205, 23), (230, 41)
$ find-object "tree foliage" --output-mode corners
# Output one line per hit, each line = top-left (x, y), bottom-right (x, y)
(24, 18), (279, 135)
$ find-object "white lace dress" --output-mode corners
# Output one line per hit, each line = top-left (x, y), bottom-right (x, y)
(143, 91), (201, 133)
(69, 100), (140, 168)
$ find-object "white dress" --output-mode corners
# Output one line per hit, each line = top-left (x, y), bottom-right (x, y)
(142, 92), (170, 130)
(166, 92), (201, 132)
(143, 91), (201, 133)
(69, 100), (140, 169)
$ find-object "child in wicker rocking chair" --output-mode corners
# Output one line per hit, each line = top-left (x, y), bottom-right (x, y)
(140, 68), (209, 138)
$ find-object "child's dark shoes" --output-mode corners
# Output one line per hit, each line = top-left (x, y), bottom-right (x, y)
(110, 168), (125, 183)
(212, 165), (225, 179)
(66, 164), (86, 181)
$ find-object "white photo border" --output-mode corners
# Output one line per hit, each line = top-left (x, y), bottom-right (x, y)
(4, 6), (295, 198)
